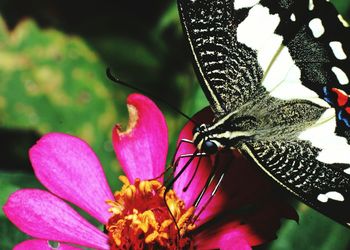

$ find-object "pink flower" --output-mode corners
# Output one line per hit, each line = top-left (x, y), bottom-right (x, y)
(3, 93), (296, 250)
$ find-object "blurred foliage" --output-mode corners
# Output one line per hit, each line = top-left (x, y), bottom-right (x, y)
(0, 0), (350, 249)
(0, 15), (122, 177)
(269, 204), (350, 250)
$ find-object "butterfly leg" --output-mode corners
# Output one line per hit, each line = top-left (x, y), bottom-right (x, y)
(192, 154), (233, 224)
(165, 150), (201, 190)
(164, 151), (206, 188)
(181, 152), (212, 193)
(150, 139), (196, 181)
(192, 153), (222, 208)
(171, 138), (194, 165)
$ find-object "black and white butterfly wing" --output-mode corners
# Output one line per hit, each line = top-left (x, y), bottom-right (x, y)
(259, 0), (350, 94)
(238, 0), (350, 227)
(178, 0), (265, 117)
(178, 0), (350, 228)
(241, 135), (350, 227)
(178, 0), (350, 114)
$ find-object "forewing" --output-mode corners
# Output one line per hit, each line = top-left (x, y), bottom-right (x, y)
(178, 0), (265, 116)
(259, 0), (350, 94)
(178, 0), (350, 124)
(239, 0), (350, 131)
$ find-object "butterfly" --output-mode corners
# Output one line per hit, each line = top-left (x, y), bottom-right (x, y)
(177, 0), (350, 228)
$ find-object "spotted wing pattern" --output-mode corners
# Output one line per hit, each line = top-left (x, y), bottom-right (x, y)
(260, 0), (350, 92)
(258, 0), (350, 133)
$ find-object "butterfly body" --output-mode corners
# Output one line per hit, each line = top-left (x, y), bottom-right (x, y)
(179, 0), (350, 227)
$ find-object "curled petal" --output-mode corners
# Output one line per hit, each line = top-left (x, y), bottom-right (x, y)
(29, 132), (114, 224)
(113, 93), (168, 183)
(14, 239), (81, 250)
(3, 189), (109, 250)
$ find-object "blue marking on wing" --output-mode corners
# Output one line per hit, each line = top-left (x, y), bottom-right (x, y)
(338, 110), (350, 128)
(322, 86), (335, 105)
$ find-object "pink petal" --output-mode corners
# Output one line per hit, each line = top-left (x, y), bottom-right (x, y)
(194, 210), (274, 249)
(194, 150), (274, 225)
(3, 189), (109, 250)
(193, 171), (298, 247)
(14, 239), (81, 250)
(173, 107), (214, 207)
(112, 93), (168, 183)
(194, 222), (252, 250)
(29, 132), (114, 224)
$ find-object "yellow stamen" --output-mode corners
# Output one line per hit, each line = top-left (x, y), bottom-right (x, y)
(106, 176), (196, 249)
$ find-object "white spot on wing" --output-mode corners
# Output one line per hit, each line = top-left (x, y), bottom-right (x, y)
(317, 194), (327, 202)
(262, 47), (326, 104)
(332, 67), (349, 85)
(299, 109), (350, 164)
(317, 191), (344, 203)
(329, 41), (347, 60)
(237, 4), (288, 89)
(344, 168), (350, 174)
(290, 13), (296, 22)
(237, 5), (280, 53)
(309, 18), (325, 38)
(338, 14), (350, 27)
(257, 35), (283, 72)
(234, 0), (260, 10)
(309, 0), (314, 10)
(238, 6), (328, 107)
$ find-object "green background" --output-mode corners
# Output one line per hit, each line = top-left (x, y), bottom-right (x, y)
(0, 0), (349, 249)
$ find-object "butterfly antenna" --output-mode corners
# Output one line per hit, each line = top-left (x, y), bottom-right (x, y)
(106, 68), (198, 124)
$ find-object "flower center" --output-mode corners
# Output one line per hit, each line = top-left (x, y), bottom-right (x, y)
(106, 176), (196, 250)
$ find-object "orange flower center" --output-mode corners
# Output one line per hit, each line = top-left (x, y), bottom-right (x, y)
(106, 176), (196, 250)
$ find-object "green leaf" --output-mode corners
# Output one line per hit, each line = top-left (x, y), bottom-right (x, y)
(0, 15), (123, 184)
(331, 0), (350, 17)
(269, 203), (350, 250)
(154, 2), (180, 34)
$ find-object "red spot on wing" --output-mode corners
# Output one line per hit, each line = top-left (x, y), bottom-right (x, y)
(345, 107), (350, 114)
(331, 88), (349, 107)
